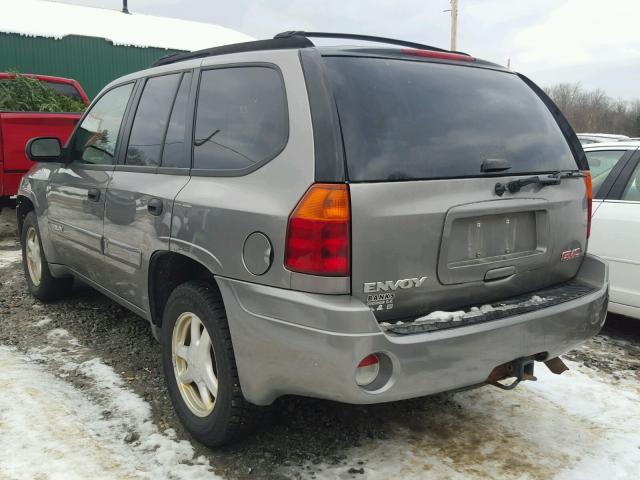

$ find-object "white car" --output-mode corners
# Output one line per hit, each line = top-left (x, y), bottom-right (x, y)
(584, 141), (640, 319)
(578, 133), (630, 145)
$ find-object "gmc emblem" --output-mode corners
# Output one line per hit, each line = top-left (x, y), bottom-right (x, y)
(561, 248), (582, 262)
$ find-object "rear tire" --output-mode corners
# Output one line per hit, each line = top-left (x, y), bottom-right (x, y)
(161, 280), (255, 447)
(21, 211), (73, 301)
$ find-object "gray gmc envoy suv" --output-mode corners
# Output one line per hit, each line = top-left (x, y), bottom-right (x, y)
(17, 32), (609, 446)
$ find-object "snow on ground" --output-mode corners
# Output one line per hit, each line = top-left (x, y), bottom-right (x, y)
(311, 361), (640, 480)
(32, 315), (53, 328)
(1, 214), (638, 479)
(0, 328), (219, 480)
(1, 245), (220, 479)
(0, 247), (21, 269)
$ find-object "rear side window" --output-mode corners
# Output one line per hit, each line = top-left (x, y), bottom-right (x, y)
(324, 57), (577, 182)
(585, 150), (627, 196)
(621, 162), (640, 202)
(45, 81), (81, 101)
(162, 72), (192, 168)
(193, 66), (288, 172)
(126, 73), (181, 167)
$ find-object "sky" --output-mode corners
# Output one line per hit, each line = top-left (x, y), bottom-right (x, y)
(49, 0), (640, 100)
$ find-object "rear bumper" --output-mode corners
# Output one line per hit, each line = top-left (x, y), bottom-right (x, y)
(217, 254), (608, 406)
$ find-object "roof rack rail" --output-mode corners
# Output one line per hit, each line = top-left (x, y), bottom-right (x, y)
(151, 31), (467, 68)
(274, 31), (461, 55)
(152, 35), (314, 67)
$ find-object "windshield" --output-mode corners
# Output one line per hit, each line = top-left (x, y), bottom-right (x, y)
(324, 56), (577, 182)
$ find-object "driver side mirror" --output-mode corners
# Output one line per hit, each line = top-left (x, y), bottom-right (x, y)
(26, 137), (63, 162)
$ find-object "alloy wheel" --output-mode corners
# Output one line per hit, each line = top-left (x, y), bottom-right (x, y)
(171, 312), (219, 417)
(25, 226), (42, 286)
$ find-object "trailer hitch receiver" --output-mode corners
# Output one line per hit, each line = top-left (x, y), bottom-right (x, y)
(486, 356), (569, 391)
(486, 357), (538, 390)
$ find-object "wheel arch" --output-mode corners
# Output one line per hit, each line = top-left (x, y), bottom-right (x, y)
(16, 195), (35, 234)
(148, 250), (221, 328)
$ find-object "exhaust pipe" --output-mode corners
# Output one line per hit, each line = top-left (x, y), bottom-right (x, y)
(486, 356), (568, 390)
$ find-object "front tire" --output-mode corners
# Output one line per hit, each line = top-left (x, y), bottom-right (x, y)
(161, 280), (254, 447)
(21, 211), (73, 301)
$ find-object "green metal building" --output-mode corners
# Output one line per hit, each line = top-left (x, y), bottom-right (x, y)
(0, 33), (181, 99)
(1, 0), (253, 99)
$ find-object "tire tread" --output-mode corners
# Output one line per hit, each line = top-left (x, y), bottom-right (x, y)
(162, 280), (261, 446)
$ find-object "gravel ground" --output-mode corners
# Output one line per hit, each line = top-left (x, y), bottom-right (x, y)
(1, 206), (639, 480)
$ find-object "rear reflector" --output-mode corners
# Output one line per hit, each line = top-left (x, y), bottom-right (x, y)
(583, 171), (592, 238)
(401, 48), (475, 62)
(285, 183), (350, 276)
(355, 354), (380, 387)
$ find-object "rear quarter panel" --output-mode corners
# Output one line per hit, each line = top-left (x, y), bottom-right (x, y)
(171, 50), (315, 289)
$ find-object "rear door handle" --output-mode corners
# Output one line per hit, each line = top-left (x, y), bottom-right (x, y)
(147, 198), (163, 216)
(87, 188), (101, 202)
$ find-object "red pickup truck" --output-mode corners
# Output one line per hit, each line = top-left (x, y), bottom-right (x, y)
(0, 73), (89, 208)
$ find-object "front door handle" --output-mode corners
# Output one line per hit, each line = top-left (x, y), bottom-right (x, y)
(147, 198), (163, 216)
(87, 188), (101, 202)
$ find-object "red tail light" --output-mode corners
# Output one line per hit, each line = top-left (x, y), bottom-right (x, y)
(285, 183), (350, 276)
(401, 48), (475, 62)
(583, 171), (592, 238)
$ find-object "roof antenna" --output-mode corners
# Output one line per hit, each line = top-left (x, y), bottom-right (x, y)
(122, 0), (130, 14)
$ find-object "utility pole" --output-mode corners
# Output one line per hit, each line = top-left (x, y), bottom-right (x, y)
(450, 0), (458, 51)
(122, 0), (130, 14)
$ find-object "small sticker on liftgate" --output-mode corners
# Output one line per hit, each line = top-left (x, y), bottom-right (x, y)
(367, 293), (395, 311)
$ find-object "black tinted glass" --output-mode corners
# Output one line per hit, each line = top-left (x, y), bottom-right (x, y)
(193, 67), (288, 171)
(324, 57), (577, 182)
(162, 72), (192, 168)
(71, 83), (133, 165)
(46, 81), (81, 100)
(126, 74), (181, 166)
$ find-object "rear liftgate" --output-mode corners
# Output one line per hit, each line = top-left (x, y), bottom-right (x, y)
(485, 355), (569, 390)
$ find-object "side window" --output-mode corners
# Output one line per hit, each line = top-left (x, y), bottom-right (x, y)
(70, 83), (133, 165)
(193, 66), (288, 172)
(45, 81), (82, 101)
(621, 162), (640, 202)
(585, 150), (626, 197)
(126, 73), (181, 167)
(162, 72), (192, 168)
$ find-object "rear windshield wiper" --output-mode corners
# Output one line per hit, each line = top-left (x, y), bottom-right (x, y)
(495, 171), (582, 196)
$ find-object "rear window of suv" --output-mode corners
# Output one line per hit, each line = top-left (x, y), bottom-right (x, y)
(324, 56), (577, 182)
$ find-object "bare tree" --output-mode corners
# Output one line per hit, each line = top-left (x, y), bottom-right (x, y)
(544, 83), (640, 137)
